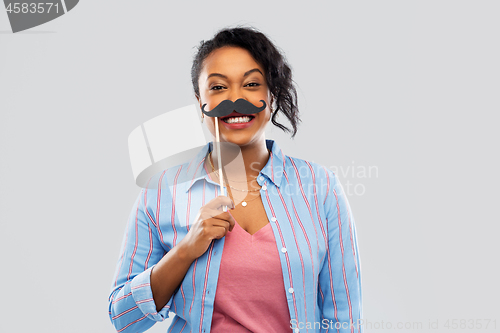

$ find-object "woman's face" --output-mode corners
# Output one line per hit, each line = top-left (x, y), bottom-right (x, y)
(197, 46), (272, 147)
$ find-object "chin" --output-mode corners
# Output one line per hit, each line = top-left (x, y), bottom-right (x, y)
(222, 131), (266, 147)
(219, 135), (251, 146)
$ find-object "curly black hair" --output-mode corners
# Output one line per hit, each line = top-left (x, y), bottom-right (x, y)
(191, 26), (301, 138)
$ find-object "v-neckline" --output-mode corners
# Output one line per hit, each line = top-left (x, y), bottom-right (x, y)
(234, 220), (271, 238)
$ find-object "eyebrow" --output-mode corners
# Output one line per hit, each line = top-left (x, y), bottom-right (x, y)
(206, 68), (264, 81)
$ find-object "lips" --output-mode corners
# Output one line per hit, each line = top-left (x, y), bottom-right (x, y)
(221, 111), (255, 120)
(219, 112), (255, 130)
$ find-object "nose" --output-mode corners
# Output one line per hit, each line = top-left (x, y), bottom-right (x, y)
(228, 88), (247, 103)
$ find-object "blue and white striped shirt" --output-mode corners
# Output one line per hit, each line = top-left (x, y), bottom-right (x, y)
(109, 139), (363, 333)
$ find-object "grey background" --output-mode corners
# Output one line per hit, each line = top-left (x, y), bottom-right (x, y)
(1, 1), (499, 332)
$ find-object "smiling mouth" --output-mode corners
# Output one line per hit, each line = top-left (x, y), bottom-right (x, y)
(221, 115), (255, 124)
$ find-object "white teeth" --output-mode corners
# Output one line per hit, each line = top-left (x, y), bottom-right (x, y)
(223, 116), (253, 124)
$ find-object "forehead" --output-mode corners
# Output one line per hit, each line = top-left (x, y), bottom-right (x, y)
(200, 46), (264, 77)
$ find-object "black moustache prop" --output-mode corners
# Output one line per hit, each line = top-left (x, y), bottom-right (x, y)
(201, 99), (267, 118)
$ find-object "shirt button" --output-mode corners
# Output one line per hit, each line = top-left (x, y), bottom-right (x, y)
(271, 217), (277, 222)
(288, 287), (294, 294)
(259, 176), (264, 181)
(281, 247), (287, 253)
(261, 185), (267, 191)
(295, 328), (300, 333)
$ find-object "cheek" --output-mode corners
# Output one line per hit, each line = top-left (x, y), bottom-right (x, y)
(203, 97), (226, 112)
(266, 110), (272, 122)
(254, 93), (271, 110)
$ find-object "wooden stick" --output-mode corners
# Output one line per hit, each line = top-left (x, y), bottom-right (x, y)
(214, 117), (227, 212)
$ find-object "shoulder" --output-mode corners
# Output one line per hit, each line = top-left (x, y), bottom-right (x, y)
(139, 160), (194, 203)
(282, 155), (340, 201)
(283, 154), (336, 184)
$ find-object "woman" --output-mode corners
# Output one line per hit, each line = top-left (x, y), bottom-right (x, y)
(109, 26), (362, 333)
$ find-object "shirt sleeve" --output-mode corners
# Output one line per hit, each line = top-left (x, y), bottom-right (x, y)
(108, 188), (175, 333)
(318, 169), (363, 333)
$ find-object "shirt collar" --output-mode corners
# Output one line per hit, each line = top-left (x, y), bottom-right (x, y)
(184, 139), (286, 192)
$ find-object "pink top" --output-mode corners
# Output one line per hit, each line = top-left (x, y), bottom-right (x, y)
(210, 220), (292, 332)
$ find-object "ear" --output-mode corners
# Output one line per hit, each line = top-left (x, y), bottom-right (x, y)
(196, 95), (203, 112)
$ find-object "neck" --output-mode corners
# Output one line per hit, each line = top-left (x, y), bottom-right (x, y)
(207, 138), (270, 183)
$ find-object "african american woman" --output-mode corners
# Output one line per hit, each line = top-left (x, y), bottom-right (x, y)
(109, 26), (363, 333)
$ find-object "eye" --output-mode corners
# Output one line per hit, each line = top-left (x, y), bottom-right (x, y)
(210, 85), (226, 91)
(245, 82), (261, 87)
